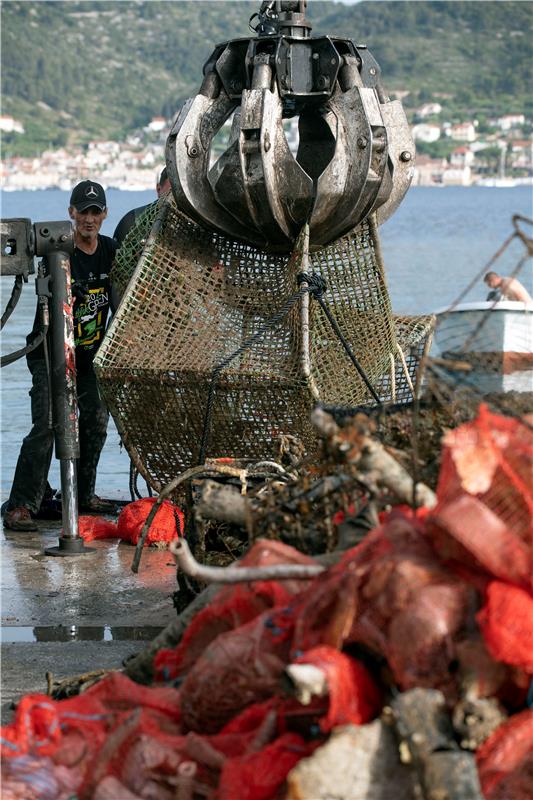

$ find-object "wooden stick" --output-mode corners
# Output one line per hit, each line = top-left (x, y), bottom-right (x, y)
(170, 538), (325, 583)
(195, 479), (250, 525)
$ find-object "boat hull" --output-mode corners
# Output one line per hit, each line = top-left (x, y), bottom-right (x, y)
(433, 301), (533, 394)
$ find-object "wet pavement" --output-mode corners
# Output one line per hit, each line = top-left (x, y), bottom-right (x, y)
(1, 518), (178, 722)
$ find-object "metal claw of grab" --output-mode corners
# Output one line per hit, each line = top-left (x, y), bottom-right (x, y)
(167, 0), (414, 251)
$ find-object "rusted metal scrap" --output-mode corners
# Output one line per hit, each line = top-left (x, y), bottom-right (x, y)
(193, 408), (436, 560)
(390, 688), (484, 800)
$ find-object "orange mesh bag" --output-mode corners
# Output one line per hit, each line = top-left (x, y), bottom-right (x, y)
(477, 581), (533, 673)
(476, 710), (533, 800)
(117, 497), (184, 545)
(291, 646), (382, 732)
(155, 539), (315, 681)
(77, 515), (119, 542)
(1, 672), (183, 754)
(218, 732), (312, 800)
(178, 606), (296, 734)
(290, 513), (473, 698)
(429, 405), (533, 590)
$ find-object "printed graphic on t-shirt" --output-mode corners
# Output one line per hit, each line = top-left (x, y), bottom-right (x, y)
(75, 287), (109, 349)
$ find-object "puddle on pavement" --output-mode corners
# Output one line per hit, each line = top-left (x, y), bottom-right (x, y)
(1, 625), (163, 643)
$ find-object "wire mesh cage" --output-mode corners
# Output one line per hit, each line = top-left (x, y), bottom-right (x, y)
(96, 195), (434, 492)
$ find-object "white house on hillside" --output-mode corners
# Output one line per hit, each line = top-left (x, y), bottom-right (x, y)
(0, 115), (24, 134)
(447, 122), (476, 142)
(493, 114), (526, 131)
(415, 102), (442, 118)
(146, 117), (167, 133)
(412, 123), (441, 143)
(450, 146), (475, 168)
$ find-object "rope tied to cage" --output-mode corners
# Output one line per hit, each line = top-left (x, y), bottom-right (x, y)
(297, 271), (327, 299)
(297, 271), (383, 407)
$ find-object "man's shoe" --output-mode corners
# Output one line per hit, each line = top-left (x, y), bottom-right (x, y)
(78, 495), (118, 514)
(34, 497), (63, 520)
(3, 507), (38, 532)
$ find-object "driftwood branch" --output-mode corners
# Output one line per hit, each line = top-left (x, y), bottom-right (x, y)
(170, 538), (325, 583)
(311, 408), (437, 509)
(195, 479), (250, 526)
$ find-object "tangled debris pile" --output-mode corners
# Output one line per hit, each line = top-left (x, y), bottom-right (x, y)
(2, 405), (532, 800)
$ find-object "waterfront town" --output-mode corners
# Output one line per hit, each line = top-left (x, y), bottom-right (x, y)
(1, 101), (532, 191)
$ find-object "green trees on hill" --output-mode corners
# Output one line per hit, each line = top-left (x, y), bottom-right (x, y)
(1, 0), (531, 156)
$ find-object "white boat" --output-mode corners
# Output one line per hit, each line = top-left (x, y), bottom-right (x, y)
(432, 300), (533, 393)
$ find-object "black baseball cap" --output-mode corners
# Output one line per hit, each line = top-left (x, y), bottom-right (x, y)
(69, 180), (107, 212)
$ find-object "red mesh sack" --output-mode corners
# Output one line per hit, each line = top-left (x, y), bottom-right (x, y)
(117, 497), (184, 545)
(477, 581), (533, 673)
(292, 646), (382, 731)
(77, 515), (119, 542)
(428, 495), (531, 591)
(476, 710), (533, 799)
(1, 695), (64, 759)
(1, 672), (182, 767)
(155, 539), (315, 681)
(387, 581), (472, 694)
(290, 514), (474, 699)
(218, 732), (312, 800)
(178, 605), (296, 734)
(429, 405), (532, 589)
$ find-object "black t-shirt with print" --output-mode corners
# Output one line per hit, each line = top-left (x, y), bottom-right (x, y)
(72, 235), (116, 372)
(28, 234), (116, 371)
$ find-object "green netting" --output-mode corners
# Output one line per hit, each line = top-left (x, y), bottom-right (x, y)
(95, 196), (433, 491)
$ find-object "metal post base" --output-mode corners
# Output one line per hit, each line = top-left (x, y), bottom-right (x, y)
(44, 537), (96, 557)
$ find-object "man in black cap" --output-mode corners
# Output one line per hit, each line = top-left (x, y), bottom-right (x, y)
(3, 180), (117, 531)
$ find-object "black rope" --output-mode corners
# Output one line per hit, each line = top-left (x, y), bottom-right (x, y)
(133, 466), (142, 500)
(129, 460), (137, 502)
(298, 272), (382, 406)
(129, 458), (153, 500)
(1, 275), (23, 331)
(1, 330), (46, 368)
(197, 283), (309, 464)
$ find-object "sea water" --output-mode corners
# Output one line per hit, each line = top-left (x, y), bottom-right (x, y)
(1, 186), (532, 500)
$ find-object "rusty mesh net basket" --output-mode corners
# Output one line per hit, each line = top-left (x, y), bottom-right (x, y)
(95, 195), (433, 492)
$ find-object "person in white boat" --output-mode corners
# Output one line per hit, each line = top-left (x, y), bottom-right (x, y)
(483, 271), (533, 304)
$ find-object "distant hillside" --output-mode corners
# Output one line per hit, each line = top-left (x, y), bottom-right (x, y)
(1, 1), (531, 156)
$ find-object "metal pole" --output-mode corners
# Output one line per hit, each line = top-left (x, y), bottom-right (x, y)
(36, 229), (94, 556)
(59, 460), (79, 540)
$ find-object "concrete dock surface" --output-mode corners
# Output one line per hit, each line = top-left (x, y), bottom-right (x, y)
(1, 518), (178, 723)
